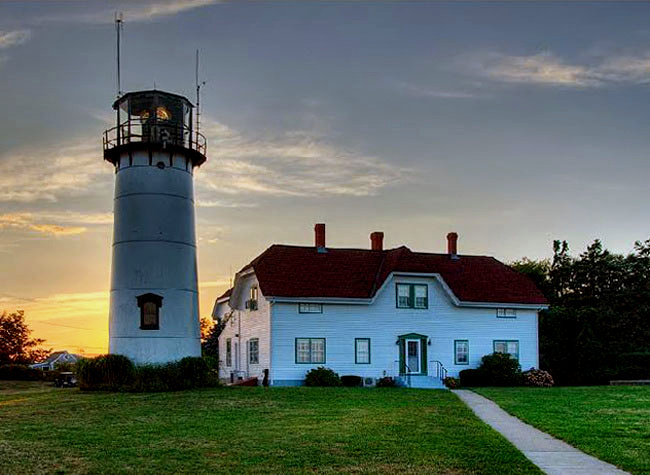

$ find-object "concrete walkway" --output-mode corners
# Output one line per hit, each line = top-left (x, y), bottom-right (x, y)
(453, 390), (629, 475)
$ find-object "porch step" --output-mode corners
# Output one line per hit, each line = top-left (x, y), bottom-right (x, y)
(396, 375), (447, 390)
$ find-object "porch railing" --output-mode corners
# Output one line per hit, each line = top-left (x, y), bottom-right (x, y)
(429, 360), (448, 382)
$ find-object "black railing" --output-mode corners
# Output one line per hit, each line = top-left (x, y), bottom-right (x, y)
(103, 118), (207, 157)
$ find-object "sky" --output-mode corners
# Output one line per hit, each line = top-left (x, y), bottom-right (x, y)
(1, 1), (649, 354)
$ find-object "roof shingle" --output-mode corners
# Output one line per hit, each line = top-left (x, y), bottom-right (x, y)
(247, 244), (547, 305)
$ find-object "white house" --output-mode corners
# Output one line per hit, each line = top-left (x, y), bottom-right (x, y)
(30, 351), (81, 371)
(213, 224), (548, 388)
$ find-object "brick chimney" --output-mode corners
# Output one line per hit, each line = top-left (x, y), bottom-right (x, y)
(447, 232), (458, 258)
(370, 232), (384, 251)
(314, 223), (326, 249)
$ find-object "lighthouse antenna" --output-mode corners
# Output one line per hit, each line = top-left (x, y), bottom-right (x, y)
(195, 49), (206, 139)
(115, 11), (124, 98)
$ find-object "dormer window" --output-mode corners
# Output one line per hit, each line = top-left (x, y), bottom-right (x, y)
(136, 293), (163, 330)
(246, 286), (258, 311)
(396, 284), (428, 309)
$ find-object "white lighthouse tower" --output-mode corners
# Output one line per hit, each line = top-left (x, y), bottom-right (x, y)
(103, 90), (207, 364)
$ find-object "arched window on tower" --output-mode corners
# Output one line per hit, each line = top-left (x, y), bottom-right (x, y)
(136, 293), (163, 330)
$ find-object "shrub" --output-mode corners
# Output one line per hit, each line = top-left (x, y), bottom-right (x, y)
(459, 369), (484, 387)
(375, 376), (397, 388)
(177, 357), (210, 388)
(522, 368), (554, 387)
(478, 352), (522, 386)
(77, 355), (218, 392)
(202, 355), (218, 370)
(0, 364), (42, 381)
(77, 354), (135, 390)
(304, 367), (341, 387)
(130, 364), (169, 392)
(341, 375), (363, 387)
(443, 376), (460, 389)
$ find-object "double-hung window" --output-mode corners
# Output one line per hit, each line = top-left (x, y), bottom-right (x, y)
(454, 340), (469, 365)
(396, 284), (428, 309)
(248, 338), (259, 365)
(295, 338), (326, 364)
(226, 338), (232, 366)
(493, 340), (519, 360)
(355, 338), (371, 364)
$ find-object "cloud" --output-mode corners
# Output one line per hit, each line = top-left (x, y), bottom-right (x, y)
(0, 213), (87, 236)
(0, 140), (113, 203)
(473, 50), (650, 87)
(196, 119), (408, 199)
(594, 55), (650, 84)
(0, 30), (31, 49)
(36, 0), (220, 25)
(393, 81), (480, 99)
(481, 52), (598, 87)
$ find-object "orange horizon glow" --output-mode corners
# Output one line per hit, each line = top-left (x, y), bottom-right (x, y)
(1, 280), (230, 356)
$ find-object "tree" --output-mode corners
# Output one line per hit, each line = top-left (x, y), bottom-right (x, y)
(202, 315), (228, 359)
(200, 317), (214, 342)
(512, 238), (650, 385)
(510, 257), (551, 299)
(0, 310), (51, 365)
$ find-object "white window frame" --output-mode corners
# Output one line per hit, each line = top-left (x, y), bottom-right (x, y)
(493, 340), (519, 360)
(225, 338), (232, 367)
(248, 338), (259, 365)
(298, 303), (323, 314)
(355, 338), (371, 364)
(295, 338), (326, 364)
(497, 308), (517, 318)
(454, 340), (469, 365)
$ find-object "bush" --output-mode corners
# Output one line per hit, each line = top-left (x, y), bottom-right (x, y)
(0, 364), (42, 381)
(77, 355), (219, 392)
(202, 355), (218, 370)
(459, 369), (484, 387)
(177, 357), (210, 388)
(341, 375), (363, 387)
(522, 368), (554, 387)
(611, 352), (650, 380)
(443, 376), (460, 389)
(304, 367), (341, 387)
(77, 354), (135, 390)
(375, 376), (397, 388)
(478, 352), (522, 386)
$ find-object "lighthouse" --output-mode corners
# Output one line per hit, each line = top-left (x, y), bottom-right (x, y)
(103, 90), (207, 364)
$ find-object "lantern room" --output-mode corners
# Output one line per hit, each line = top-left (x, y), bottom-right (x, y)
(103, 90), (207, 167)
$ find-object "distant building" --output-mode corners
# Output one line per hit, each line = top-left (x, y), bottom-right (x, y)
(30, 351), (81, 371)
(213, 224), (548, 388)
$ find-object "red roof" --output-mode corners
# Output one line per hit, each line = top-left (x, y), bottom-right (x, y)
(245, 245), (547, 305)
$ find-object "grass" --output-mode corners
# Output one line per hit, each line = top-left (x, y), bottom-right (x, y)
(474, 386), (650, 474)
(0, 381), (541, 474)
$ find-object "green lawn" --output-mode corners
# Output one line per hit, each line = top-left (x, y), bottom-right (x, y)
(474, 386), (650, 474)
(0, 381), (541, 474)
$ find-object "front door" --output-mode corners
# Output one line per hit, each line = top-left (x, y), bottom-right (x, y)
(405, 339), (420, 374)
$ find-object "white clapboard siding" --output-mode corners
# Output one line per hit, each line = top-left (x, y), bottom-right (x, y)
(218, 274), (271, 381)
(269, 275), (539, 385)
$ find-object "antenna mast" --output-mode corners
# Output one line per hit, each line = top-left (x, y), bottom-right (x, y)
(115, 12), (123, 98)
(195, 49), (206, 139)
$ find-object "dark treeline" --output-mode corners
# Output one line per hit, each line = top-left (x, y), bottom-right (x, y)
(511, 239), (650, 385)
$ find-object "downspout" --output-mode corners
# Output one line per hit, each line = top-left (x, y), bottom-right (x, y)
(269, 300), (274, 386)
(238, 309), (242, 377)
